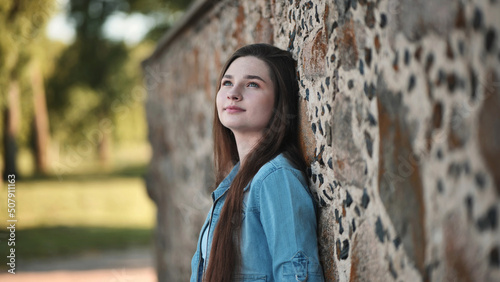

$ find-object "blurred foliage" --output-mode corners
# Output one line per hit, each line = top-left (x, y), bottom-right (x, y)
(0, 1), (56, 102)
(1, 0), (194, 174)
(46, 0), (194, 156)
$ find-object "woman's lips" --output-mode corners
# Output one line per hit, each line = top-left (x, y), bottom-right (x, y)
(225, 106), (245, 113)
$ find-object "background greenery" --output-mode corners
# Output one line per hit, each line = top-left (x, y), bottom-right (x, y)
(0, 0), (193, 271)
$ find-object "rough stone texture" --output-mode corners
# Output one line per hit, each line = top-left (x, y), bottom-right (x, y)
(142, 0), (500, 281)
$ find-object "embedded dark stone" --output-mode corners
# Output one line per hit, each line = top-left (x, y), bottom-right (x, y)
(463, 161), (470, 175)
(339, 217), (344, 234)
(393, 51), (399, 71)
(304, 1), (313, 9)
(485, 28), (496, 53)
(437, 179), (444, 193)
(340, 239), (349, 259)
(312, 173), (317, 183)
(490, 247), (500, 268)
(318, 121), (324, 135)
(305, 88), (310, 101)
(361, 188), (370, 208)
(446, 40), (454, 59)
(458, 40), (465, 56)
(348, 79), (354, 89)
(335, 208), (340, 222)
(476, 206), (498, 232)
(364, 82), (376, 100)
(319, 174), (324, 185)
(473, 8), (483, 30)
(287, 28), (296, 51)
(475, 172), (486, 189)
(335, 239), (342, 260)
(404, 49), (411, 65)
(326, 122), (332, 146)
(432, 102), (443, 129)
(354, 206), (360, 216)
(319, 197), (327, 207)
(393, 236), (401, 249)
(437, 69), (446, 86)
(425, 53), (434, 72)
(447, 73), (457, 92)
(365, 2), (375, 28)
(344, 0), (351, 14)
(469, 67), (478, 100)
(380, 13), (387, 28)
(408, 75), (416, 92)
(330, 54), (336, 63)
(367, 111), (377, 126)
(351, 0), (357, 10)
(317, 92), (321, 100)
(359, 59), (364, 75)
(325, 76), (331, 87)
(375, 217), (385, 243)
(389, 258), (398, 279)
(447, 162), (462, 179)
(345, 190), (353, 207)
(364, 131), (373, 158)
(414, 46), (423, 62)
(312, 123), (317, 134)
(315, 107), (319, 117)
(352, 218), (356, 232)
(323, 189), (333, 201)
(321, 83), (325, 93)
(436, 148), (443, 160)
(331, 21), (338, 33)
(466, 195), (473, 220)
(365, 48), (372, 67)
(328, 157), (333, 169)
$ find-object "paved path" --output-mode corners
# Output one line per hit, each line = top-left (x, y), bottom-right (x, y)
(0, 248), (157, 282)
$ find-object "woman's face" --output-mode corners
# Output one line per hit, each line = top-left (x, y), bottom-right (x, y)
(216, 56), (275, 140)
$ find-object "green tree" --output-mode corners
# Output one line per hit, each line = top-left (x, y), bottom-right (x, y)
(0, 1), (56, 179)
(47, 0), (193, 167)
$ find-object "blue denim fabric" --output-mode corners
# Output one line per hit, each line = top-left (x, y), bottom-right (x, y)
(190, 154), (324, 282)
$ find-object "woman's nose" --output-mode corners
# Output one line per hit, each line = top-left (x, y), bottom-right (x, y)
(227, 88), (242, 100)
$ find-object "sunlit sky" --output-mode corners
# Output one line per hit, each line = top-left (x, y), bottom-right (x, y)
(45, 0), (155, 45)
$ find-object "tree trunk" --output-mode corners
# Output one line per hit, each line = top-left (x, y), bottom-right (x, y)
(3, 80), (20, 180)
(98, 127), (111, 167)
(31, 63), (50, 175)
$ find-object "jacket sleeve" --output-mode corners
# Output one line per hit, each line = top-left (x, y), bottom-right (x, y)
(257, 168), (325, 282)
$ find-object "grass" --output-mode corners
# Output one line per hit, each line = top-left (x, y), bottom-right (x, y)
(0, 152), (157, 269)
(1, 226), (154, 259)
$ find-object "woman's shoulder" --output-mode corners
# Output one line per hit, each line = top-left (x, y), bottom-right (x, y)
(252, 153), (306, 184)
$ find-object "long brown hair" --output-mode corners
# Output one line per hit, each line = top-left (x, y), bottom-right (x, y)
(205, 43), (307, 282)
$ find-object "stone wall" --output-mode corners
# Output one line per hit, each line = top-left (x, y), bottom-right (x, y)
(142, 0), (500, 281)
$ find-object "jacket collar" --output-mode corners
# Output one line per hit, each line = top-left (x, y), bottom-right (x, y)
(211, 162), (240, 201)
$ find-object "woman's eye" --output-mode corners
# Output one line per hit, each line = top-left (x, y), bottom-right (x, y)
(222, 80), (233, 86)
(248, 82), (258, 88)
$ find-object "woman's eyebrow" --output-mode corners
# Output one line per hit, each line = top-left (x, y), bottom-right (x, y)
(223, 74), (267, 83)
(244, 75), (266, 83)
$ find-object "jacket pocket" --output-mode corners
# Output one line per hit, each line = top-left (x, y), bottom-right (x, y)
(282, 251), (322, 281)
(235, 274), (267, 281)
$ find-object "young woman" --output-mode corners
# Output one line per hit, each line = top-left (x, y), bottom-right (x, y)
(190, 44), (324, 282)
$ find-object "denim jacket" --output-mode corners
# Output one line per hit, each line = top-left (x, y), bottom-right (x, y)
(190, 154), (324, 281)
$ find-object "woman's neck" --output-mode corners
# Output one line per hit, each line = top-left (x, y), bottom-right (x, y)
(233, 132), (262, 165)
